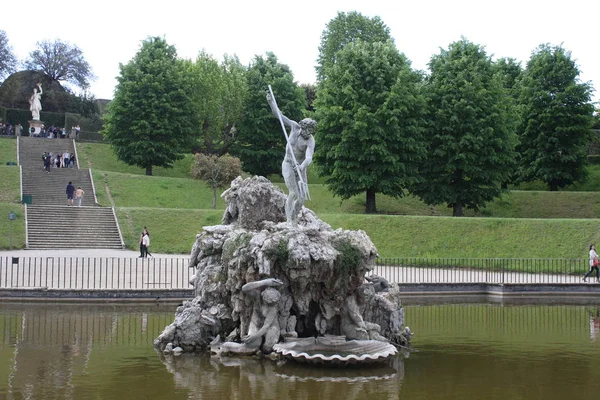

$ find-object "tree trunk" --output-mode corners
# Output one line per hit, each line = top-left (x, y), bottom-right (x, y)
(453, 203), (464, 217)
(365, 189), (377, 214)
(212, 188), (217, 209)
(145, 166), (153, 176)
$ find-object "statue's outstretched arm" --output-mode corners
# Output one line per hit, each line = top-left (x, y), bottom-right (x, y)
(266, 92), (298, 129)
(242, 278), (283, 293)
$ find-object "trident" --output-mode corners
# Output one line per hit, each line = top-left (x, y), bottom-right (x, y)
(268, 85), (310, 201)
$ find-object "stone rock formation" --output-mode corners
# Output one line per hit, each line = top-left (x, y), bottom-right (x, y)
(155, 176), (409, 356)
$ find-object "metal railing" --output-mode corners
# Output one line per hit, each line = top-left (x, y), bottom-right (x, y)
(0, 256), (194, 290)
(372, 258), (589, 284)
(0, 257), (594, 290)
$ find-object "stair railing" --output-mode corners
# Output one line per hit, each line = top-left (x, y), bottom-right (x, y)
(112, 207), (126, 249)
(24, 203), (29, 249)
(73, 138), (81, 169)
(19, 165), (23, 203)
(88, 168), (99, 206)
(16, 135), (20, 166)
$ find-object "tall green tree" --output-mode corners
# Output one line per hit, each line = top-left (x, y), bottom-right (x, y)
(414, 38), (518, 217)
(103, 36), (198, 176)
(517, 44), (595, 191)
(231, 52), (304, 177)
(188, 52), (247, 155)
(0, 30), (17, 82)
(24, 39), (94, 90)
(493, 57), (523, 188)
(316, 11), (392, 82)
(314, 40), (427, 214)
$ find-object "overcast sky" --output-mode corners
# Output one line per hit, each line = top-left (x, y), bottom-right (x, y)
(3, 0), (598, 104)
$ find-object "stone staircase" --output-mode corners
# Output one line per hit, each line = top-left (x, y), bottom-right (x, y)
(18, 136), (124, 249)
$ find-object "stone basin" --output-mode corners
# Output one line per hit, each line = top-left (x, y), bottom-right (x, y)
(272, 336), (397, 366)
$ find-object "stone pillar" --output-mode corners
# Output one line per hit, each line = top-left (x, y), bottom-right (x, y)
(28, 120), (44, 137)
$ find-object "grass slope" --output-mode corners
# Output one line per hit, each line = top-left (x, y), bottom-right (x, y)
(4, 140), (600, 258)
(0, 138), (17, 164)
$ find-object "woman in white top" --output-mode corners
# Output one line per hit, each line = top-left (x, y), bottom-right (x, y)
(583, 244), (600, 282)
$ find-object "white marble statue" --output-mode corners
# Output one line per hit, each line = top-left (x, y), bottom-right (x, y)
(29, 83), (43, 120)
(267, 88), (316, 224)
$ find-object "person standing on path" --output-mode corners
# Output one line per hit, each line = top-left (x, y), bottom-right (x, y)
(141, 230), (151, 258)
(583, 244), (600, 282)
(66, 182), (75, 206)
(75, 187), (85, 207)
(138, 227), (151, 257)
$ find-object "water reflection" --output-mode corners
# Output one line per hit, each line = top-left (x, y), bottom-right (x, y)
(0, 302), (600, 399)
(158, 352), (404, 400)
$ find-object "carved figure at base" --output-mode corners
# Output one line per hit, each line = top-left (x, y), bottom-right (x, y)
(29, 83), (43, 121)
(267, 90), (316, 224)
(213, 278), (283, 355)
(365, 274), (389, 292)
(341, 288), (388, 342)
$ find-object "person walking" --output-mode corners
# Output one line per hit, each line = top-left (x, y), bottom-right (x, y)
(66, 181), (75, 206)
(43, 152), (51, 173)
(75, 187), (85, 207)
(141, 230), (152, 258)
(583, 244), (600, 282)
(138, 227), (149, 257)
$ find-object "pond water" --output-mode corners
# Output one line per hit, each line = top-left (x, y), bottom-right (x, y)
(1, 300), (600, 399)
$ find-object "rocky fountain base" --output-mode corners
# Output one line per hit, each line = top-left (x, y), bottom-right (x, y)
(155, 176), (411, 365)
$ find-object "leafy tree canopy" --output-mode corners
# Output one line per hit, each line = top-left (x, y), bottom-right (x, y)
(24, 39), (94, 90)
(316, 11), (392, 82)
(231, 52), (304, 177)
(314, 40), (427, 213)
(102, 36), (198, 176)
(191, 153), (242, 209)
(517, 44), (595, 191)
(187, 52), (247, 156)
(413, 38), (518, 216)
(0, 30), (17, 83)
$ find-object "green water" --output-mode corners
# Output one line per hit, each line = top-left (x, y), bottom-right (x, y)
(1, 301), (599, 399)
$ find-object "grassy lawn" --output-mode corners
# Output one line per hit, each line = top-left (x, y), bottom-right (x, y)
(110, 206), (600, 259)
(6, 139), (600, 261)
(116, 207), (223, 254)
(0, 138), (17, 164)
(93, 170), (225, 209)
(321, 214), (600, 259)
(0, 166), (21, 203)
(0, 203), (25, 249)
(77, 142), (196, 178)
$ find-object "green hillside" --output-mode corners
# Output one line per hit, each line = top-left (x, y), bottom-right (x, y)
(3, 139), (600, 258)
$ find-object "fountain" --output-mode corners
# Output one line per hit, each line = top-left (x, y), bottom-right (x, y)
(154, 176), (411, 364)
(154, 89), (411, 365)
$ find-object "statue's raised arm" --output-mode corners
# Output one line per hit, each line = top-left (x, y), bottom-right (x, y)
(266, 92), (299, 130)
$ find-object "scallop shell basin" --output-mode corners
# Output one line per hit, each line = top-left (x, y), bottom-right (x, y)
(273, 336), (397, 366)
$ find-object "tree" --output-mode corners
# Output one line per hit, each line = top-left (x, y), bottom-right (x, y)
(493, 57), (523, 189)
(517, 44), (595, 191)
(413, 38), (518, 217)
(187, 52), (247, 155)
(24, 39), (94, 89)
(0, 30), (17, 83)
(300, 83), (316, 112)
(314, 40), (427, 214)
(103, 36), (198, 176)
(191, 153), (242, 208)
(231, 52), (304, 177)
(316, 11), (392, 82)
